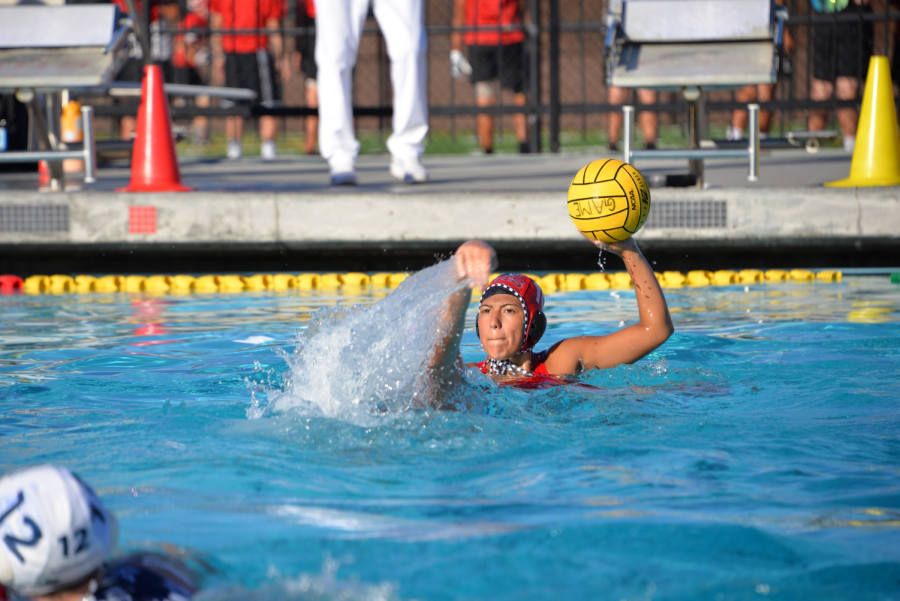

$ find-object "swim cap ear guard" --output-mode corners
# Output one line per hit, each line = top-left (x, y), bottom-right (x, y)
(476, 274), (546, 353)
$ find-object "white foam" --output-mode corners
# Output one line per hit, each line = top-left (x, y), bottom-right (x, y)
(235, 336), (275, 345)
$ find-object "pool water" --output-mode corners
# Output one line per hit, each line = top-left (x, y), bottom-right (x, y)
(1, 267), (899, 601)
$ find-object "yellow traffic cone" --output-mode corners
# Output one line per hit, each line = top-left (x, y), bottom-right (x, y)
(826, 56), (900, 187)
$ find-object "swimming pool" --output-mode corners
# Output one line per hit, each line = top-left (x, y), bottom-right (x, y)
(1, 269), (898, 600)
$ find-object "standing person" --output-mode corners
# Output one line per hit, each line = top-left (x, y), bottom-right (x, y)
(315, 0), (429, 185)
(607, 87), (657, 152)
(210, 0), (287, 160)
(110, 0), (154, 141)
(0, 465), (198, 601)
(728, 0), (794, 140)
(293, 0), (318, 155)
(172, 0), (212, 145)
(808, 0), (873, 153)
(450, 0), (529, 154)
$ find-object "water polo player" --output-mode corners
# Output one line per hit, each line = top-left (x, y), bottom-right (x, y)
(0, 465), (197, 601)
(430, 238), (673, 386)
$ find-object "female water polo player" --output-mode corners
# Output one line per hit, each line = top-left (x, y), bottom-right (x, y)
(429, 238), (674, 387)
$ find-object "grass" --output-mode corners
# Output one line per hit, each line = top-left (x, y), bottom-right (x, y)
(147, 119), (843, 159)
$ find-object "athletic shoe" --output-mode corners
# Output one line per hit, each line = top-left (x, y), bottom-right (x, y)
(261, 140), (277, 161)
(330, 170), (357, 186)
(390, 157), (429, 184)
(843, 135), (856, 154)
(226, 141), (242, 160)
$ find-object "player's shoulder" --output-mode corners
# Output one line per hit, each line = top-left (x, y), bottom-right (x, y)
(96, 554), (197, 601)
(542, 336), (601, 375)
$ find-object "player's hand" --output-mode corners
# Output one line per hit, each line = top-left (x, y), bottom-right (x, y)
(591, 236), (639, 256)
(450, 50), (473, 79)
(454, 240), (497, 288)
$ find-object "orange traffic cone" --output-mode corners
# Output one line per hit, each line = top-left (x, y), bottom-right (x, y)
(38, 160), (50, 191)
(119, 64), (192, 192)
(826, 56), (900, 187)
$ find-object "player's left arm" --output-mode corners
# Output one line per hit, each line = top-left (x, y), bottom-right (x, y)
(428, 240), (497, 378)
(543, 237), (673, 375)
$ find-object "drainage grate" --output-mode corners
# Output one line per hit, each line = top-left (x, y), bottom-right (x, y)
(0, 204), (70, 233)
(644, 200), (727, 229)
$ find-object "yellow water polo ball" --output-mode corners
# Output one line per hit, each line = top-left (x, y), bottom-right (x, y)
(567, 159), (651, 243)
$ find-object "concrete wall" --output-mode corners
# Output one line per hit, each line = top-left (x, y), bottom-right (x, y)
(1, 188), (898, 247)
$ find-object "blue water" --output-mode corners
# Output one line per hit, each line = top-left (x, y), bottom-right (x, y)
(1, 269), (899, 601)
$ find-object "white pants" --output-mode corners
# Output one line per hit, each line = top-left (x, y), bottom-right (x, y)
(315, 0), (428, 170)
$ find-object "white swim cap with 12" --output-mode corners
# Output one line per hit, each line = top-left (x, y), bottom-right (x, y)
(0, 466), (117, 597)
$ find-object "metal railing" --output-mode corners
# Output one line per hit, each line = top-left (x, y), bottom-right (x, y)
(87, 0), (900, 152)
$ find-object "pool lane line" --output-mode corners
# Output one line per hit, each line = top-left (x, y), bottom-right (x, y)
(2, 269), (856, 295)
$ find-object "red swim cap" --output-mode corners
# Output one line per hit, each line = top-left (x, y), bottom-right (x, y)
(479, 274), (546, 352)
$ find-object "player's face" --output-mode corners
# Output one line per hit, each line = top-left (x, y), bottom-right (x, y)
(478, 294), (525, 360)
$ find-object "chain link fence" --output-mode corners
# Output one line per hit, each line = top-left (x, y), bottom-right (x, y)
(92, 0), (900, 152)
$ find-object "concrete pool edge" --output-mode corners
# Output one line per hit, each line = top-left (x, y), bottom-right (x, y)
(1, 187), (898, 272)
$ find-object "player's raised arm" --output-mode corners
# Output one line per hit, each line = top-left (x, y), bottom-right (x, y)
(427, 240), (497, 382)
(543, 237), (673, 375)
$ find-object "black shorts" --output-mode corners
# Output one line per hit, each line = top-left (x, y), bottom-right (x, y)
(296, 20), (317, 81)
(469, 42), (526, 94)
(118, 57), (144, 82)
(301, 50), (317, 81)
(225, 50), (282, 106)
(171, 65), (204, 86)
(812, 4), (874, 81)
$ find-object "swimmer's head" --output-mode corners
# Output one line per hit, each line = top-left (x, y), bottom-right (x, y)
(0, 466), (117, 598)
(476, 274), (546, 359)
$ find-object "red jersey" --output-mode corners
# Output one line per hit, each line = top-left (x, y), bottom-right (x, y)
(210, 0), (284, 54)
(464, 0), (525, 46)
(112, 0), (159, 23)
(172, 12), (207, 68)
(306, 0), (315, 19)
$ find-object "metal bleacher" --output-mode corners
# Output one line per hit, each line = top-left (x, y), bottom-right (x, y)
(605, 0), (789, 185)
(0, 2), (131, 189)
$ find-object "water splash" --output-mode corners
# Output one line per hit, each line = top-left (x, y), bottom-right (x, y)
(259, 260), (468, 424)
(597, 249), (606, 271)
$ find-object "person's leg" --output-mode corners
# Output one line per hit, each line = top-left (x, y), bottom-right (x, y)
(830, 6), (870, 152)
(808, 78), (833, 132)
(834, 75), (859, 137)
(256, 49), (280, 159)
(224, 53), (244, 158)
(636, 88), (657, 148)
(497, 41), (528, 152)
(607, 86), (628, 150)
(374, 0), (429, 179)
(225, 116), (244, 140)
(305, 81), (319, 155)
(810, 19), (835, 133)
(475, 86), (495, 153)
(513, 92), (527, 145)
(259, 116), (277, 141)
(120, 116), (137, 141)
(730, 85), (756, 139)
(315, 0), (367, 176)
(756, 83), (774, 134)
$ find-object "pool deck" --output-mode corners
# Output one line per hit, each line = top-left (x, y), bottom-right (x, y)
(1, 149), (899, 273)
